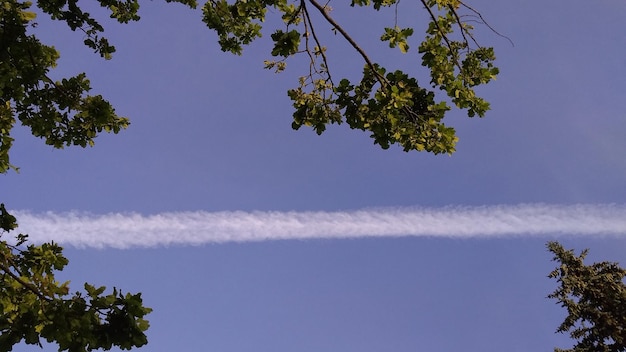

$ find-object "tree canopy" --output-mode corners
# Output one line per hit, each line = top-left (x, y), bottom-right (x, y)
(548, 242), (626, 352)
(3, 0), (623, 351)
(2, 0), (496, 349)
(0, 0), (501, 176)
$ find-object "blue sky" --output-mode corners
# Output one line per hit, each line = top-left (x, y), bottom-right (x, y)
(5, 0), (626, 351)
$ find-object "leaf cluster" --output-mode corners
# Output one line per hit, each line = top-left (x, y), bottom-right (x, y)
(0, 206), (152, 351)
(380, 26), (414, 54)
(0, 0), (136, 172)
(203, 0), (499, 153)
(202, 0), (268, 54)
(290, 65), (456, 153)
(419, 1), (498, 117)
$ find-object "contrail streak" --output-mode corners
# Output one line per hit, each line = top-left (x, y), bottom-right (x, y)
(8, 204), (626, 249)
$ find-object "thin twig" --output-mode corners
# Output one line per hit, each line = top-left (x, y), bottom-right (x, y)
(447, 5), (470, 47)
(301, 7), (317, 80)
(447, 4), (481, 50)
(301, 0), (334, 87)
(394, 0), (400, 28)
(460, 1), (514, 47)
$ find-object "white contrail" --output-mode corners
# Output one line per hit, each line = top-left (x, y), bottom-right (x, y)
(7, 204), (626, 249)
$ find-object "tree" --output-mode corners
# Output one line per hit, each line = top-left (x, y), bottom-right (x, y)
(0, 0), (501, 349)
(548, 242), (626, 352)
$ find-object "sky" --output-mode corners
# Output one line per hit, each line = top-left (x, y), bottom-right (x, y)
(4, 0), (626, 351)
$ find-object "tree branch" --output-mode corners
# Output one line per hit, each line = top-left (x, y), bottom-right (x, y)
(306, 0), (388, 85)
(459, 1), (514, 47)
(419, 0), (463, 72)
(447, 4), (476, 49)
(0, 261), (51, 302)
(300, 0), (334, 87)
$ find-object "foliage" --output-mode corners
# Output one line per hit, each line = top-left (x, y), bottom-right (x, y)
(0, 0), (501, 175)
(207, 0), (500, 154)
(0, 204), (152, 351)
(2, 3), (154, 347)
(548, 242), (626, 352)
(0, 0), (141, 172)
(0, 0), (502, 349)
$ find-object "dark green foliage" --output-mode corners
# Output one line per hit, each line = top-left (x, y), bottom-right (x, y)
(548, 242), (626, 352)
(202, 0), (267, 55)
(320, 65), (454, 153)
(270, 29), (301, 57)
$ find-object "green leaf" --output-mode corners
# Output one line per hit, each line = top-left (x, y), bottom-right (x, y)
(270, 29), (301, 57)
